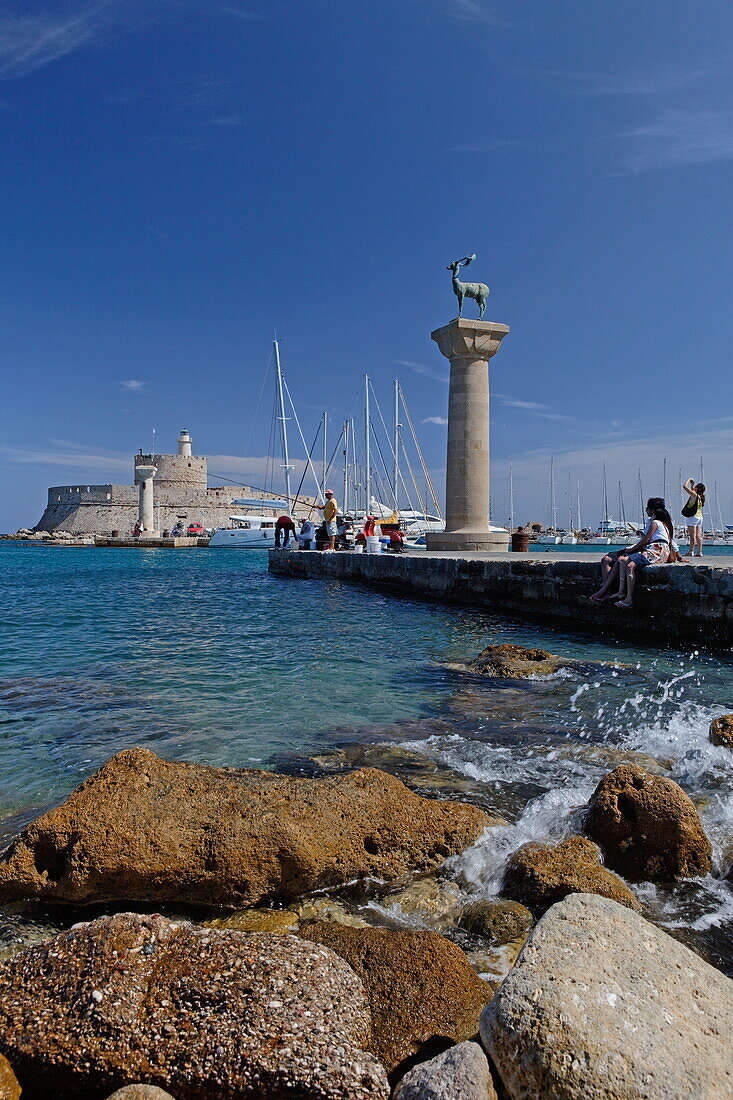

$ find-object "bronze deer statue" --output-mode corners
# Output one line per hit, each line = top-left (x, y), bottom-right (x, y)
(447, 254), (489, 320)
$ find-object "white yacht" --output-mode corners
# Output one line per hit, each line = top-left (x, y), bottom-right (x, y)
(209, 502), (283, 548)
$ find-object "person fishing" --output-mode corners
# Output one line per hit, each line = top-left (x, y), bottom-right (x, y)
(313, 490), (338, 551)
(274, 514), (296, 549)
(682, 478), (705, 557)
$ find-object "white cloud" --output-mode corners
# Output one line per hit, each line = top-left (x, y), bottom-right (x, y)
(0, 441), (128, 472)
(495, 393), (573, 422)
(422, 416), (448, 425)
(616, 110), (733, 173)
(121, 379), (145, 391)
(0, 2), (121, 80)
(395, 359), (449, 384)
(443, 0), (503, 25)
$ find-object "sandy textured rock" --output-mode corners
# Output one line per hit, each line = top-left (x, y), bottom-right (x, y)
(0, 1054), (20, 1100)
(203, 908), (298, 933)
(106, 1089), (177, 1100)
(0, 912), (389, 1100)
(458, 899), (533, 944)
(392, 1041), (497, 1100)
(710, 714), (733, 749)
(467, 643), (561, 679)
(481, 892), (733, 1100)
(501, 835), (640, 915)
(584, 764), (712, 881)
(299, 921), (492, 1080)
(0, 748), (489, 907)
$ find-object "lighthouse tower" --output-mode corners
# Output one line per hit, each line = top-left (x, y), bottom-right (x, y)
(178, 429), (192, 457)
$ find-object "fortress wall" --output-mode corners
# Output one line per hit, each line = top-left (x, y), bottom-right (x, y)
(134, 453), (207, 490)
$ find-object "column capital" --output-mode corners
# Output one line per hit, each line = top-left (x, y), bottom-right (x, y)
(431, 318), (510, 362)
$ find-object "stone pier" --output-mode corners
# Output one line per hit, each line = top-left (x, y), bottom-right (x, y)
(268, 549), (733, 649)
(427, 318), (510, 553)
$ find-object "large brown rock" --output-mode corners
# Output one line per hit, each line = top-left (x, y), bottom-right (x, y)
(0, 1054), (20, 1100)
(458, 899), (533, 945)
(0, 912), (389, 1100)
(709, 714), (733, 749)
(584, 764), (712, 882)
(467, 644), (561, 679)
(0, 748), (490, 907)
(299, 921), (492, 1081)
(501, 835), (640, 915)
(481, 893), (733, 1100)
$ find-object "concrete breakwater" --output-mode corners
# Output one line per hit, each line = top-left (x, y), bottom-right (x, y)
(269, 549), (733, 648)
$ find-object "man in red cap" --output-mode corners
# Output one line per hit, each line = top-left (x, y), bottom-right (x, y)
(314, 490), (338, 551)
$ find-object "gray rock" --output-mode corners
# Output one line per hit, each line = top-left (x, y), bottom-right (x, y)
(0, 912), (389, 1100)
(393, 1041), (497, 1099)
(458, 899), (533, 944)
(106, 1089), (176, 1100)
(480, 892), (733, 1100)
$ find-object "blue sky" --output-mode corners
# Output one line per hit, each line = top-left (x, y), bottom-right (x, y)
(2, 0), (733, 530)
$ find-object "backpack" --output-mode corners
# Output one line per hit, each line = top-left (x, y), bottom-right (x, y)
(681, 494), (698, 519)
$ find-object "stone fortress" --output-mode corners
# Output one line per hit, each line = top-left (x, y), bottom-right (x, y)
(35, 430), (293, 536)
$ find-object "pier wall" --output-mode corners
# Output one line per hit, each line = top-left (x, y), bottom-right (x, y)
(268, 550), (733, 648)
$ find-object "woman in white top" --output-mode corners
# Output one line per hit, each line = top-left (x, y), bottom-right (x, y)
(590, 498), (672, 604)
(682, 478), (705, 557)
(614, 502), (674, 609)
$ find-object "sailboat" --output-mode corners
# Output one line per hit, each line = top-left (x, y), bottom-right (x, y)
(210, 340), (321, 548)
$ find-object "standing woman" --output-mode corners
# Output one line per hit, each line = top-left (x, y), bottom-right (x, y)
(682, 478), (705, 557)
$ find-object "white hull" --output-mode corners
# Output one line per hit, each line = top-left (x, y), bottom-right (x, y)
(209, 528), (277, 548)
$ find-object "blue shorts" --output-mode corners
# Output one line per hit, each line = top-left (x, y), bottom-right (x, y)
(325, 520), (337, 536)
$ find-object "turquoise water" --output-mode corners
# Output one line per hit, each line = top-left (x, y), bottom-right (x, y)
(1, 542), (732, 972)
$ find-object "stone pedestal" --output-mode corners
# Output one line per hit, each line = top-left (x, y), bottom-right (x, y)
(426, 318), (510, 553)
(137, 465), (158, 535)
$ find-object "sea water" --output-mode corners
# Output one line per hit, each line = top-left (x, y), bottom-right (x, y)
(1, 543), (732, 973)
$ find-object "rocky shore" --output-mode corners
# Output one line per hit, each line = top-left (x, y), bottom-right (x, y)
(0, 717), (730, 1099)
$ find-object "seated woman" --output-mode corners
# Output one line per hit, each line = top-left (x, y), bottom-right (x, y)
(590, 498), (671, 604)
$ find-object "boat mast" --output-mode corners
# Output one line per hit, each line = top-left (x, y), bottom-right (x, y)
(342, 419), (350, 514)
(274, 339), (294, 513)
(618, 481), (626, 527)
(509, 459), (514, 532)
(365, 374), (371, 515)
(393, 379), (400, 511)
(602, 463), (609, 530)
(716, 482), (724, 536)
(576, 478), (582, 531)
(322, 411), (327, 499)
(568, 467), (573, 534)
(551, 455), (557, 532)
(663, 457), (668, 508)
(637, 467), (643, 523)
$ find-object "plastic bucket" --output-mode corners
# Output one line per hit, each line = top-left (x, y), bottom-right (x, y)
(366, 535), (382, 554)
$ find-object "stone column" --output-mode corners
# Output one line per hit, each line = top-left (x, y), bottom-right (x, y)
(426, 318), (510, 553)
(137, 465), (158, 535)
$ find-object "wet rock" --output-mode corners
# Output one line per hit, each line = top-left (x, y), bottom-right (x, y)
(501, 835), (640, 915)
(584, 763), (712, 882)
(392, 1041), (497, 1100)
(106, 1089), (177, 1100)
(299, 920), (492, 1080)
(295, 898), (370, 928)
(0, 1054), (20, 1100)
(465, 941), (522, 984)
(709, 714), (733, 749)
(481, 892), (733, 1100)
(0, 912), (388, 1100)
(0, 748), (490, 907)
(458, 899), (533, 945)
(203, 907), (298, 933)
(467, 643), (562, 679)
(381, 877), (462, 928)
